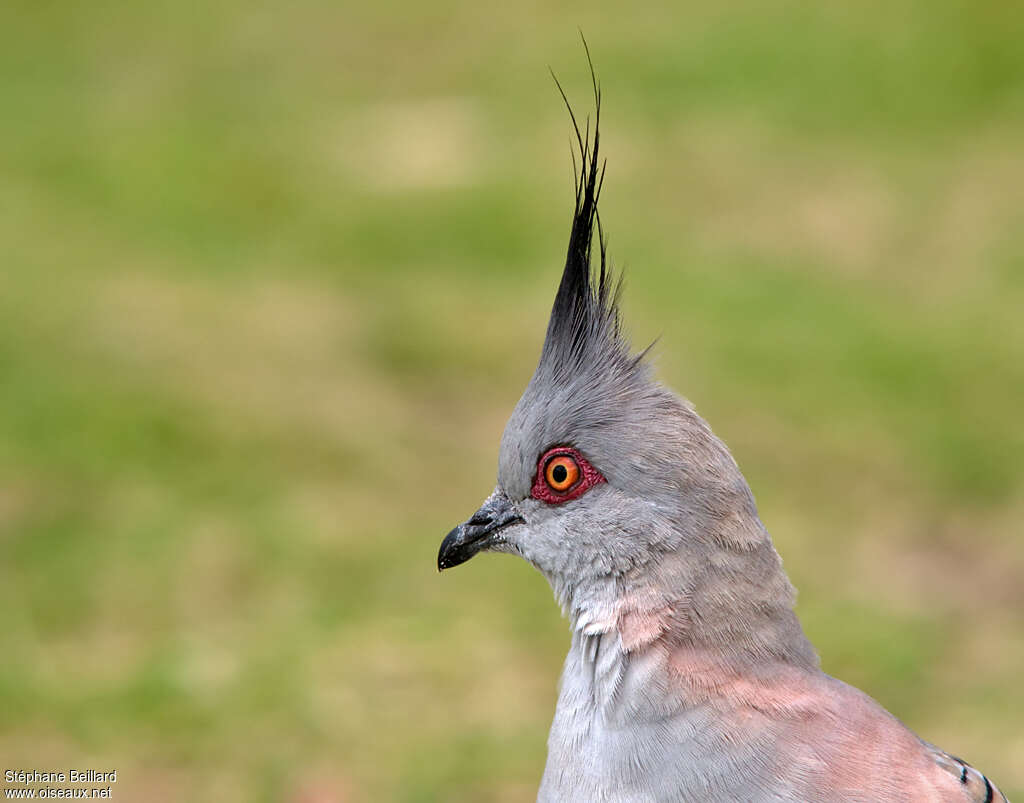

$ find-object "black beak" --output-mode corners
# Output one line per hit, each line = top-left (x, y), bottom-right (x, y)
(437, 490), (523, 571)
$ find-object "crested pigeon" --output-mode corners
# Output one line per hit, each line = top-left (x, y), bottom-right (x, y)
(436, 64), (1009, 803)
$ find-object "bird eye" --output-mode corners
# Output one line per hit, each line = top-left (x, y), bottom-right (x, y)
(531, 446), (606, 504)
(545, 455), (580, 492)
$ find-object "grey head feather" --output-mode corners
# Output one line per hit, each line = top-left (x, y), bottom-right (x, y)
(498, 67), (749, 524)
(498, 68), (667, 504)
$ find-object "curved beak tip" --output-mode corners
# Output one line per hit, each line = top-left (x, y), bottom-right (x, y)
(437, 524), (471, 572)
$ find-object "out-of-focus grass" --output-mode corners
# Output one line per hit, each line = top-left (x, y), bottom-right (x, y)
(1, 1), (1022, 800)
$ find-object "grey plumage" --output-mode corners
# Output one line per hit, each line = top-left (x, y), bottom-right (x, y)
(437, 59), (1008, 803)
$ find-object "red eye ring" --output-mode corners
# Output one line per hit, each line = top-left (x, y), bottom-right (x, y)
(531, 446), (606, 504)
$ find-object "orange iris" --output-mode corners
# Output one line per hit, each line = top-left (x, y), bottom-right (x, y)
(545, 454), (580, 492)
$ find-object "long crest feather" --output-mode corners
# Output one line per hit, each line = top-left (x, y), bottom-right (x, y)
(543, 38), (629, 374)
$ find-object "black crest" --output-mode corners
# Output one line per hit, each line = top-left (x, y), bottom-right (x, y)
(540, 41), (639, 380)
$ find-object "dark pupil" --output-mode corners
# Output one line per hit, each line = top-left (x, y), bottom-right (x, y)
(551, 463), (568, 484)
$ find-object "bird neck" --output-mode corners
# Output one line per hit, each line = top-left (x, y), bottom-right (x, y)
(554, 555), (819, 725)
(552, 511), (819, 682)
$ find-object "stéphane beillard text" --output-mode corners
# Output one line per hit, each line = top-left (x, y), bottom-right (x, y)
(5, 770), (117, 784)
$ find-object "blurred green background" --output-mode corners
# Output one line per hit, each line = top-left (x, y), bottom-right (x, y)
(1, 1), (1022, 800)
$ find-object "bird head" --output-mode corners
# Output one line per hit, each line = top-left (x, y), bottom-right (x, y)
(438, 71), (772, 626)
